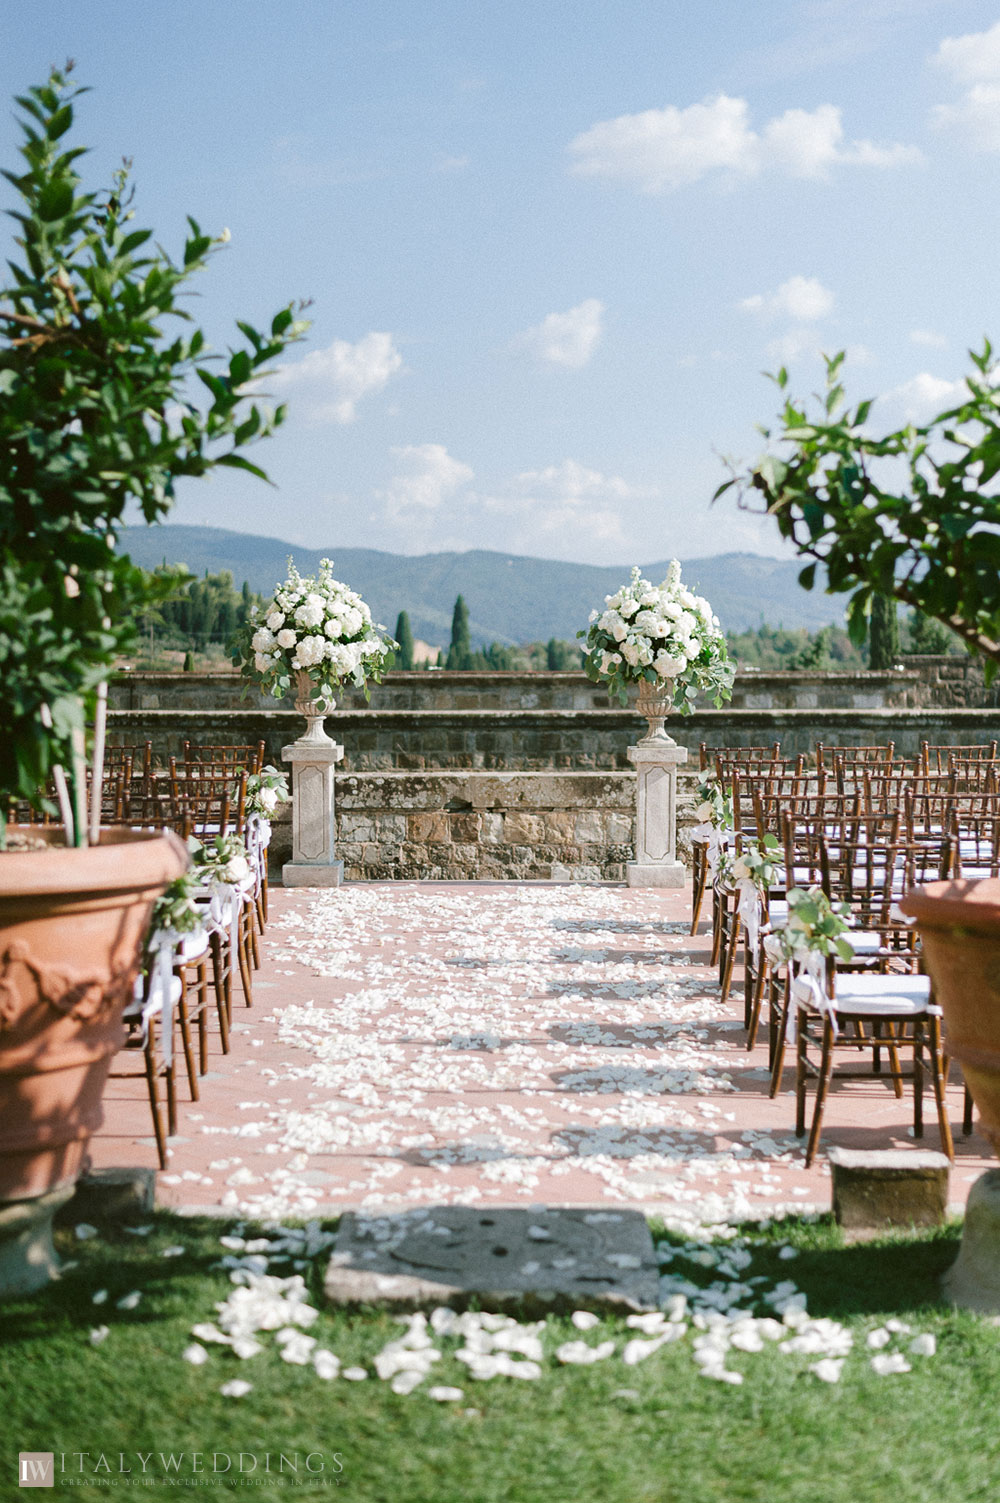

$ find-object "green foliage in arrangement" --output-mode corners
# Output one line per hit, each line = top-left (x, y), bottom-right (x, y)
(0, 65), (307, 838)
(717, 348), (1000, 680)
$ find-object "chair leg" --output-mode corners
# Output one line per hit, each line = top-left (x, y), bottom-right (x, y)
(912, 1023), (924, 1139)
(769, 975), (791, 1098)
(720, 911), (739, 1004)
(747, 957), (768, 1051)
(209, 932), (232, 1047)
(237, 903), (254, 1007)
(928, 1017), (955, 1160)
(143, 1043), (167, 1170)
(261, 865), (269, 926)
(795, 1016), (808, 1137)
(805, 1019), (835, 1168)
(177, 987), (199, 1104)
(964, 1082), (974, 1137)
(690, 847), (707, 936)
(195, 960), (209, 1074)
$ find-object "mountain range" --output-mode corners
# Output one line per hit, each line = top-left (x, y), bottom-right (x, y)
(120, 524), (850, 647)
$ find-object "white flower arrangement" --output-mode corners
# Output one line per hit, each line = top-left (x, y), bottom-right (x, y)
(245, 765), (291, 817)
(239, 557), (395, 703)
(579, 562), (734, 712)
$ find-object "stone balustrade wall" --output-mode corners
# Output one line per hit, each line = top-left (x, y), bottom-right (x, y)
(107, 683), (1000, 879)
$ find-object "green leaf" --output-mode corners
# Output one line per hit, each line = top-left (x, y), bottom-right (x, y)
(798, 563), (817, 591)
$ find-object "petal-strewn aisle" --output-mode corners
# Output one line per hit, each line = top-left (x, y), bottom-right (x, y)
(93, 883), (991, 1228)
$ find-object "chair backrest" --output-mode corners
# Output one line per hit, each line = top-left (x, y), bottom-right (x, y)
(698, 742), (781, 772)
(750, 782), (843, 844)
(168, 763), (247, 837)
(951, 811), (1000, 880)
(106, 741), (154, 777)
(948, 759), (1000, 794)
(920, 740), (999, 773)
(183, 741), (266, 775)
(816, 742), (894, 772)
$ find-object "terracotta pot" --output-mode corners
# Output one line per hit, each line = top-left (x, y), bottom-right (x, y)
(0, 826), (188, 1200)
(900, 877), (1000, 1151)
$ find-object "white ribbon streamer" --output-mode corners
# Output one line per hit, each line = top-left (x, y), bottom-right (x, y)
(737, 877), (762, 959)
(692, 821), (730, 882)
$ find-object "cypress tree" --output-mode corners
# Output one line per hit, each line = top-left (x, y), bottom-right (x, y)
(394, 610), (415, 670)
(869, 593), (900, 670)
(447, 594), (472, 670)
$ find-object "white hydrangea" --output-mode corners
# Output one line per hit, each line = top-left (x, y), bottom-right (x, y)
(251, 626), (275, 652)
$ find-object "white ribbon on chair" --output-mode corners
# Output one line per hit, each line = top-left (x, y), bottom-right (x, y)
(692, 821), (730, 882)
(245, 815), (272, 893)
(136, 928), (182, 1067)
(790, 949), (838, 1041)
(737, 877), (762, 958)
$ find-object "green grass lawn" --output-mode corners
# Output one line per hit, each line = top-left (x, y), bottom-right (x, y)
(2, 1211), (998, 1503)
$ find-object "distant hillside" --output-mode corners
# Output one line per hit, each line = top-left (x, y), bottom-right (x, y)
(120, 524), (850, 647)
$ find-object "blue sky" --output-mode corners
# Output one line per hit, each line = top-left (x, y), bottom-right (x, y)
(4, 0), (1000, 565)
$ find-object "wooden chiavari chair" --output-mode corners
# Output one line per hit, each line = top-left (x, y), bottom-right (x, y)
(921, 740), (998, 774)
(689, 744), (786, 937)
(183, 740), (266, 775)
(789, 833), (955, 1166)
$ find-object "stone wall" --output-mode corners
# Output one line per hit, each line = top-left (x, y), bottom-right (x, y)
(110, 661), (980, 715)
(107, 692), (1000, 881)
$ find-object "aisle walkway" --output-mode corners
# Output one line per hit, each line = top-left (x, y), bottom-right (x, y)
(92, 882), (991, 1229)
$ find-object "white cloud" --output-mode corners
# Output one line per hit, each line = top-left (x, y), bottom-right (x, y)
(268, 332), (402, 423)
(567, 94), (921, 193)
(741, 275), (835, 322)
(910, 329), (948, 348)
(933, 20), (1000, 85)
(377, 443), (474, 519)
(480, 460), (652, 551)
(932, 84), (1000, 150)
(513, 299), (604, 368)
(931, 22), (1000, 150)
(880, 372), (967, 423)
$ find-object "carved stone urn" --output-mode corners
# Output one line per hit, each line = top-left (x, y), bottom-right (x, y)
(293, 669), (336, 746)
(635, 677), (676, 744)
(0, 826), (186, 1295)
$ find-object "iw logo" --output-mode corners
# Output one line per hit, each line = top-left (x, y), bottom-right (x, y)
(18, 1454), (54, 1488)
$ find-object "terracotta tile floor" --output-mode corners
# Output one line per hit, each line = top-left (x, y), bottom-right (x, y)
(91, 881), (993, 1227)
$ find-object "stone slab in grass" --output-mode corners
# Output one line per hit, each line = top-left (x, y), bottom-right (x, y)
(829, 1147), (950, 1241)
(324, 1205), (659, 1314)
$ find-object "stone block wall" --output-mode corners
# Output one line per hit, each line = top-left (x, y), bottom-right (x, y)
(107, 681), (1000, 881)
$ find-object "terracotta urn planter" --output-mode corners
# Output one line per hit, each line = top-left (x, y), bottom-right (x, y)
(0, 826), (187, 1201)
(900, 877), (1000, 1149)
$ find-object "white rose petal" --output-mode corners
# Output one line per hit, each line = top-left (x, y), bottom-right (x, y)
(116, 1291), (142, 1310)
(810, 1358), (844, 1383)
(89, 1326), (110, 1346)
(341, 1367), (369, 1381)
(428, 1385), (465, 1402)
(871, 1353), (911, 1376)
(220, 1379), (253, 1398)
(909, 1333), (936, 1357)
(75, 1223), (99, 1241)
(182, 1343), (209, 1366)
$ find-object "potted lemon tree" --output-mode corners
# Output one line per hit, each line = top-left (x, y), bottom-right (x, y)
(0, 66), (307, 1290)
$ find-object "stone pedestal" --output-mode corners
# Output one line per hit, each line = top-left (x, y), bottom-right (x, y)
(0, 1184), (75, 1299)
(626, 740), (688, 888)
(282, 726), (345, 889)
(942, 1168), (1000, 1312)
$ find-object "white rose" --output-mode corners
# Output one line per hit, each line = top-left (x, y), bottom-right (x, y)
(276, 629), (297, 650)
(341, 607), (363, 636)
(251, 627), (275, 652)
(695, 801), (714, 821)
(680, 590), (695, 608)
(653, 650), (682, 678)
(253, 652), (270, 673)
(265, 611), (284, 632)
(637, 641), (653, 667)
(639, 591), (659, 608)
(732, 857), (751, 881)
(633, 609), (657, 634)
(621, 640), (640, 667)
(663, 601), (682, 621)
(588, 609), (599, 623)
(258, 787), (279, 813)
(324, 618), (343, 639)
(295, 594), (326, 629)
